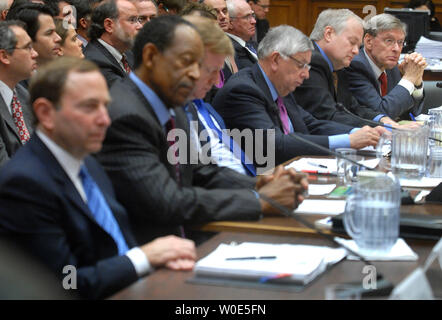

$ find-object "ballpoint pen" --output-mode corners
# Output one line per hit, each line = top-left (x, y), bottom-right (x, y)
(307, 161), (328, 169)
(225, 256), (277, 261)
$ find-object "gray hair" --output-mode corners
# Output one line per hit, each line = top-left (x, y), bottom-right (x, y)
(258, 25), (314, 59)
(0, 21), (25, 55)
(310, 9), (363, 41)
(364, 13), (407, 37)
(226, 0), (243, 19)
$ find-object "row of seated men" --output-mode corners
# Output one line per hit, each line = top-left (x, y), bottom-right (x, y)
(0, 0), (428, 299)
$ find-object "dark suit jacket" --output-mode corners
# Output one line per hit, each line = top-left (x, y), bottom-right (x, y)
(0, 134), (139, 299)
(343, 49), (424, 120)
(212, 63), (353, 166)
(255, 19), (269, 43)
(228, 35), (258, 71)
(293, 43), (383, 127)
(0, 84), (34, 167)
(95, 76), (261, 245)
(84, 39), (133, 88)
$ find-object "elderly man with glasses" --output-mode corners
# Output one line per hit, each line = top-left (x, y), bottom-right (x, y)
(343, 13), (426, 120)
(226, 0), (258, 70)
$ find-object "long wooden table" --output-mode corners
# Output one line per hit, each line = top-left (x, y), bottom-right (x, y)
(111, 231), (440, 300)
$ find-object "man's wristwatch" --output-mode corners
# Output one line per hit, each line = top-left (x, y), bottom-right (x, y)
(415, 83), (423, 89)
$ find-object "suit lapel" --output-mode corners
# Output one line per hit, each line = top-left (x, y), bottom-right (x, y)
(358, 50), (381, 92)
(92, 40), (126, 76)
(312, 43), (337, 100)
(251, 64), (285, 131)
(0, 94), (21, 142)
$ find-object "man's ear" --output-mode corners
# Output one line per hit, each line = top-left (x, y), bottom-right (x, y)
(142, 42), (159, 70)
(79, 17), (88, 30)
(33, 98), (56, 131)
(103, 17), (114, 34)
(269, 51), (281, 72)
(0, 49), (11, 65)
(364, 33), (373, 50)
(323, 26), (334, 43)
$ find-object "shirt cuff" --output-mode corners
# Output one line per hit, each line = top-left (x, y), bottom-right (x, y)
(126, 247), (153, 277)
(328, 134), (350, 149)
(398, 78), (415, 95)
(373, 114), (387, 122)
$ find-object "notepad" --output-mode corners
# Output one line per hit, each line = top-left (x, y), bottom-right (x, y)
(294, 199), (346, 216)
(194, 242), (347, 285)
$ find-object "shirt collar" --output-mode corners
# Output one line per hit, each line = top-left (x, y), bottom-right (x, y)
(129, 72), (171, 127)
(258, 63), (279, 101)
(0, 80), (13, 114)
(227, 33), (247, 47)
(315, 41), (334, 73)
(36, 129), (83, 181)
(77, 34), (88, 48)
(363, 47), (384, 79)
(98, 39), (123, 63)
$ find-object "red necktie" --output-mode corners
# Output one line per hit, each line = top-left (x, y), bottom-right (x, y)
(11, 91), (30, 144)
(379, 72), (388, 97)
(165, 117), (181, 185)
(276, 97), (290, 134)
(121, 55), (131, 74)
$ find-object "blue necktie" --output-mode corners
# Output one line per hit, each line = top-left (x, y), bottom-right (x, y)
(245, 41), (257, 55)
(193, 100), (256, 176)
(79, 165), (129, 255)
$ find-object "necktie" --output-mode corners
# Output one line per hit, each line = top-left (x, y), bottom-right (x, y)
(165, 116), (181, 185)
(79, 165), (129, 255)
(121, 55), (131, 74)
(332, 71), (338, 93)
(276, 97), (290, 135)
(11, 91), (30, 144)
(193, 101), (256, 176)
(245, 41), (257, 55)
(379, 72), (388, 97)
(214, 70), (225, 89)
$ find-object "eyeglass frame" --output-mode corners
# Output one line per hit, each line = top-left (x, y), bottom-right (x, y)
(231, 12), (256, 21)
(281, 53), (311, 71)
(4, 43), (34, 53)
(379, 37), (406, 48)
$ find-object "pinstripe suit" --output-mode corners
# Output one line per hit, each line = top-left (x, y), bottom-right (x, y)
(95, 76), (262, 244)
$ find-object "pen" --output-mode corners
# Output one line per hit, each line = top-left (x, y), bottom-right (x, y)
(307, 161), (328, 169)
(225, 256), (277, 261)
(409, 113), (416, 121)
(302, 170), (337, 176)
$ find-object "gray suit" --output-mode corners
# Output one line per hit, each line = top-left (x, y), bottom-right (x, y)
(0, 84), (34, 167)
(95, 76), (262, 244)
(343, 50), (424, 120)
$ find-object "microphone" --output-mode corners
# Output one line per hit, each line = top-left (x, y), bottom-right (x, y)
(335, 103), (442, 144)
(436, 82), (442, 88)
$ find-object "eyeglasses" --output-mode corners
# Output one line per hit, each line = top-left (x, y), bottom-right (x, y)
(5, 43), (34, 53)
(381, 38), (406, 48)
(257, 4), (270, 9)
(231, 12), (256, 21)
(126, 16), (142, 25)
(285, 55), (311, 71)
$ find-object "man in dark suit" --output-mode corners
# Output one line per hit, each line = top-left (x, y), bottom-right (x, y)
(226, 0), (258, 70)
(293, 9), (397, 128)
(343, 13), (426, 120)
(0, 57), (196, 299)
(212, 25), (383, 166)
(0, 21), (37, 167)
(95, 16), (307, 245)
(84, 0), (142, 88)
(248, 0), (269, 43)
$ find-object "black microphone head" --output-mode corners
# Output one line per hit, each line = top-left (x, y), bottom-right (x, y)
(436, 82), (442, 89)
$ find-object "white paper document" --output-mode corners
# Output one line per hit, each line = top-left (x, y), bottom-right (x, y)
(294, 199), (346, 216)
(399, 177), (442, 188)
(195, 242), (347, 285)
(307, 184), (336, 196)
(334, 237), (418, 261)
(286, 158), (380, 175)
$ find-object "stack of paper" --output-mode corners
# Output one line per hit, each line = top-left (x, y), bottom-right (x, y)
(415, 36), (442, 61)
(285, 158), (380, 174)
(195, 242), (347, 285)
